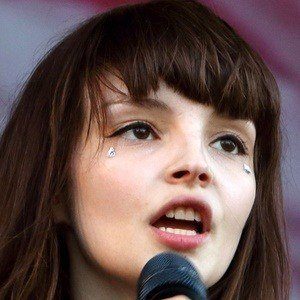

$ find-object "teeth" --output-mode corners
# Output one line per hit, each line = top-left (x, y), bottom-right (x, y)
(159, 227), (197, 236)
(174, 207), (185, 220)
(166, 210), (174, 218)
(185, 208), (194, 221)
(174, 228), (180, 234)
(165, 207), (201, 222)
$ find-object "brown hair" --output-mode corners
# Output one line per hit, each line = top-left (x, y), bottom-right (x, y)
(0, 0), (291, 298)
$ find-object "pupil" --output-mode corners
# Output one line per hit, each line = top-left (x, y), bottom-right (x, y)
(221, 140), (235, 152)
(134, 128), (149, 139)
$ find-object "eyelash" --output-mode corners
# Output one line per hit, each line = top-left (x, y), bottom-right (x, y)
(108, 121), (249, 156)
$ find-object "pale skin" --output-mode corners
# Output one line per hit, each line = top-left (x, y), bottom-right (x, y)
(54, 74), (256, 299)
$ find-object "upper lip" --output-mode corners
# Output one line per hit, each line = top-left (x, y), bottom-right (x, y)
(149, 195), (213, 232)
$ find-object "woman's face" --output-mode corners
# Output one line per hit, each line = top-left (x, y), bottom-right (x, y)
(65, 74), (256, 295)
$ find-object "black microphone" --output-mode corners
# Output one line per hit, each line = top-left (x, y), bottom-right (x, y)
(137, 252), (207, 300)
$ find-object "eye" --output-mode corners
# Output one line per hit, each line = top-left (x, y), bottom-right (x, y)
(108, 121), (158, 141)
(210, 134), (248, 156)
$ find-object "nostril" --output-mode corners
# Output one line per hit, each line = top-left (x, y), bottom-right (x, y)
(199, 173), (209, 181)
(174, 171), (188, 178)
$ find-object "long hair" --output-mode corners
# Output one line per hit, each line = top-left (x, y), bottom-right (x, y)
(0, 0), (291, 298)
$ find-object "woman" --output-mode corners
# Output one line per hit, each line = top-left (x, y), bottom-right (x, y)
(0, 0), (291, 299)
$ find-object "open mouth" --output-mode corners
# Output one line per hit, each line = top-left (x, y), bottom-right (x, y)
(152, 215), (203, 235)
(149, 196), (212, 250)
(150, 214), (209, 251)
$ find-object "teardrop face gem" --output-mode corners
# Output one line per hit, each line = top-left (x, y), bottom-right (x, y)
(108, 147), (116, 157)
(243, 163), (252, 174)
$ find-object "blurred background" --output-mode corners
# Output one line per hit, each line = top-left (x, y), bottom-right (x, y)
(0, 0), (299, 298)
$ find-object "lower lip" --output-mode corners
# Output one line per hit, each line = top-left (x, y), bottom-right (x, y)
(150, 226), (210, 251)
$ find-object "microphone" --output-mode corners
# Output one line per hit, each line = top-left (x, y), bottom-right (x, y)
(137, 252), (207, 300)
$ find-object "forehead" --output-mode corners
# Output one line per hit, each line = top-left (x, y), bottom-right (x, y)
(101, 74), (209, 115)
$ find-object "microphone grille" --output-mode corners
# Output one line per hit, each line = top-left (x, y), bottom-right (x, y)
(137, 252), (207, 300)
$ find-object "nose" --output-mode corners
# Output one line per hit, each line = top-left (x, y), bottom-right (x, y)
(164, 141), (213, 188)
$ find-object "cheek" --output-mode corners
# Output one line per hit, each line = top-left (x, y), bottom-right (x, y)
(68, 159), (154, 285)
(73, 175), (131, 229)
(222, 174), (256, 233)
(97, 153), (155, 213)
(71, 157), (148, 243)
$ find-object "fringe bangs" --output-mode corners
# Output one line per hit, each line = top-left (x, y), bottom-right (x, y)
(83, 0), (279, 130)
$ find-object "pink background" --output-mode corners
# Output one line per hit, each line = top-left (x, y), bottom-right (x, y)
(0, 0), (299, 297)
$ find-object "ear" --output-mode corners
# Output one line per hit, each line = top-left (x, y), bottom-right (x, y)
(52, 196), (70, 225)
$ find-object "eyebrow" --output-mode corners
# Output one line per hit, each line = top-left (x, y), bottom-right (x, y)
(103, 97), (173, 113)
(103, 97), (255, 139)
